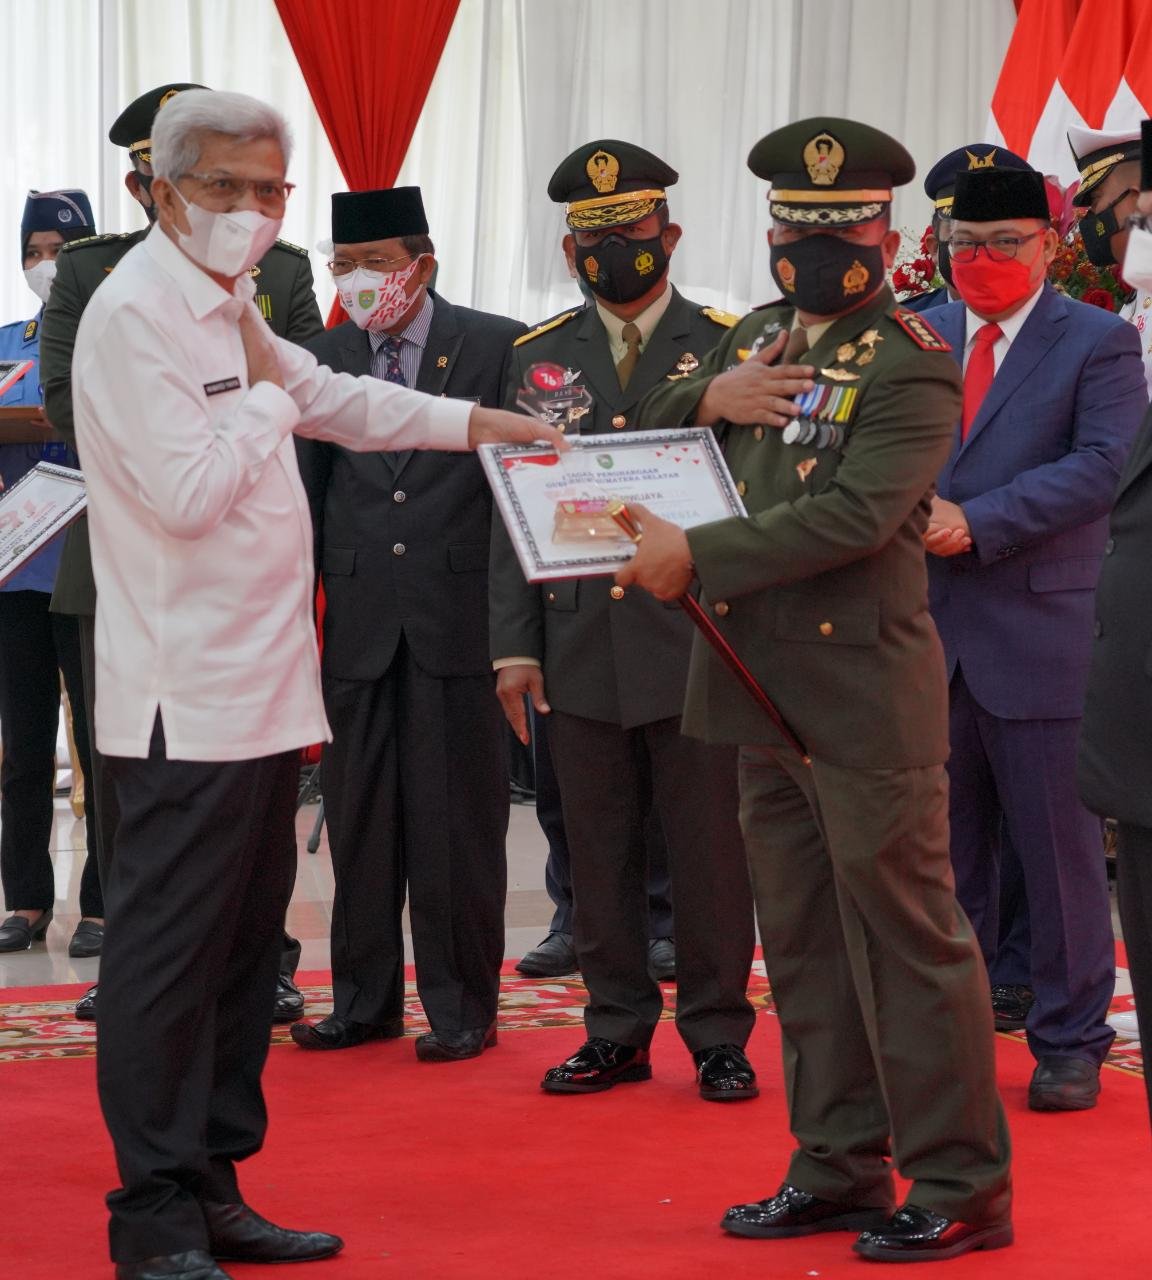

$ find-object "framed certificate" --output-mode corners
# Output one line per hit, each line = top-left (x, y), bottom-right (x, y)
(0, 462), (86, 588)
(480, 428), (746, 582)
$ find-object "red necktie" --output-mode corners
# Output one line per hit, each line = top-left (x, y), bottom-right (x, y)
(961, 322), (1002, 441)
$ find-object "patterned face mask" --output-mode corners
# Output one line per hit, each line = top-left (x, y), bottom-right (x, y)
(337, 258), (423, 331)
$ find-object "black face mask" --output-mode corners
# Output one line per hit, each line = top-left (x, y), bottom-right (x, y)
(1079, 188), (1133, 267)
(937, 241), (954, 288)
(770, 233), (885, 315)
(574, 233), (668, 304)
(134, 171), (159, 225)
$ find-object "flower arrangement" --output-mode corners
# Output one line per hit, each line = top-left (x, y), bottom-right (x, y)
(890, 225), (945, 300)
(1048, 231), (1130, 312)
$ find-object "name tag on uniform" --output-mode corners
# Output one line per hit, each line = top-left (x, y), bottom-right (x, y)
(204, 377), (242, 396)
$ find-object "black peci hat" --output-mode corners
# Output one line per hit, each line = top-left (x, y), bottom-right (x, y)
(951, 168), (1050, 223)
(331, 187), (429, 243)
(548, 139), (678, 230)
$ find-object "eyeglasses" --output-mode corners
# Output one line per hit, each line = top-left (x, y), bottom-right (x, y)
(327, 254), (415, 276)
(179, 172), (295, 209)
(944, 230), (1044, 263)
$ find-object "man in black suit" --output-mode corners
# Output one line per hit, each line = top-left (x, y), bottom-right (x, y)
(292, 187), (524, 1062)
(1079, 117), (1152, 1128)
(490, 141), (757, 1100)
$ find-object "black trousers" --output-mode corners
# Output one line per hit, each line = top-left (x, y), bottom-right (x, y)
(77, 615), (301, 976)
(0, 591), (101, 915)
(532, 707), (673, 937)
(97, 717), (299, 1263)
(547, 710), (755, 1051)
(322, 636), (508, 1032)
(1115, 822), (1152, 1128)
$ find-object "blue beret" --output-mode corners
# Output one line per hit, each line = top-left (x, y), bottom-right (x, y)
(923, 145), (1032, 211)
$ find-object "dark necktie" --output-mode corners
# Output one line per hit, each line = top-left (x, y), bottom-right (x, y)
(961, 322), (1002, 440)
(379, 334), (406, 386)
(616, 321), (642, 390)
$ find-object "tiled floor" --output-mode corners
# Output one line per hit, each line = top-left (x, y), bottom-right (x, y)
(0, 792), (558, 990)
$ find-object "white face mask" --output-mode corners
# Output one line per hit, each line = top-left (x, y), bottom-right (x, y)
(337, 258), (423, 331)
(1122, 220), (1152, 293)
(171, 187), (282, 278)
(24, 258), (57, 306)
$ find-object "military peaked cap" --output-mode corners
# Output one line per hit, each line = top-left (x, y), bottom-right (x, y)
(109, 83), (207, 164)
(548, 139), (677, 230)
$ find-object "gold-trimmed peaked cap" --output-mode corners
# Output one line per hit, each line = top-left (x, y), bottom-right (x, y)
(548, 139), (677, 230)
(109, 83), (207, 164)
(1067, 124), (1142, 203)
(922, 143), (1032, 214)
(749, 116), (914, 227)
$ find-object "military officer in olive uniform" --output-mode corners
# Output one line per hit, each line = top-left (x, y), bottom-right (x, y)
(39, 83), (325, 1023)
(624, 118), (1012, 1262)
(491, 141), (758, 1102)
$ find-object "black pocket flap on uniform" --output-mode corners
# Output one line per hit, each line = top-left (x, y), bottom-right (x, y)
(322, 546), (357, 576)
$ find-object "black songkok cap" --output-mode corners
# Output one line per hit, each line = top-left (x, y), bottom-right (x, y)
(109, 83), (208, 164)
(331, 187), (429, 243)
(951, 168), (1050, 223)
(1142, 120), (1152, 193)
(547, 139), (678, 230)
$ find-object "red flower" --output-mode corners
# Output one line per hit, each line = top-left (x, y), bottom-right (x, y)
(1081, 288), (1116, 311)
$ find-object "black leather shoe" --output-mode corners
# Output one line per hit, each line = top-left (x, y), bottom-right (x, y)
(0, 909), (52, 952)
(991, 983), (1033, 1031)
(722, 1183), (890, 1238)
(514, 932), (578, 977)
(854, 1204), (1013, 1261)
(75, 984), (98, 1021)
(203, 1200), (343, 1263)
(1028, 1055), (1100, 1111)
(694, 1044), (759, 1101)
(272, 972), (305, 1023)
(290, 1013), (404, 1050)
(415, 1023), (497, 1062)
(542, 1037), (652, 1093)
(647, 936), (676, 981)
(114, 1251), (231, 1279)
(68, 919), (104, 958)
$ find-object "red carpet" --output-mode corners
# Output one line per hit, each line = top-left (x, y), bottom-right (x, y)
(2, 980), (1150, 1279)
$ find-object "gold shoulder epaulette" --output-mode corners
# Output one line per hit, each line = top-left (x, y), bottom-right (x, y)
(701, 306), (741, 327)
(272, 237), (309, 257)
(513, 309), (581, 346)
(892, 307), (952, 352)
(61, 232), (134, 252)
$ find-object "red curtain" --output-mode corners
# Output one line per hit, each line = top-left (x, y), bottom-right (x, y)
(274, 0), (462, 326)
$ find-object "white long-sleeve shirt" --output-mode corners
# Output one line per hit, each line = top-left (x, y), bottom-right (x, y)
(72, 226), (471, 761)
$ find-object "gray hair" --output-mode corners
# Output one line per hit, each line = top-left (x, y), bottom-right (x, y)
(151, 89), (293, 181)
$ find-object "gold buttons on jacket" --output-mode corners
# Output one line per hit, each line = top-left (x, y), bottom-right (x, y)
(611, 415), (627, 429)
(754, 426), (764, 441)
(736, 480), (747, 497)
(714, 601), (730, 617)
(819, 621), (834, 636)
(610, 585), (625, 600)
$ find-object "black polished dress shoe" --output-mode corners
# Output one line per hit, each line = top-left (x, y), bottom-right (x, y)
(542, 1037), (652, 1093)
(290, 1013), (404, 1050)
(203, 1201), (343, 1263)
(114, 1250), (231, 1279)
(722, 1183), (890, 1238)
(272, 972), (305, 1023)
(694, 1044), (759, 1101)
(68, 919), (104, 958)
(514, 932), (578, 977)
(415, 1023), (497, 1062)
(854, 1204), (1013, 1261)
(75, 984), (98, 1021)
(991, 983), (1033, 1031)
(0, 909), (52, 952)
(1028, 1055), (1100, 1111)
(647, 936), (676, 981)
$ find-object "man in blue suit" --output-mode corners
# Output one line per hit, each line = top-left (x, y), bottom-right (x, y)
(925, 167), (1147, 1111)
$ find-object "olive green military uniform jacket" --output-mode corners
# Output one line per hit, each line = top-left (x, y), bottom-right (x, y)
(489, 287), (737, 729)
(40, 229), (325, 615)
(634, 286), (961, 769)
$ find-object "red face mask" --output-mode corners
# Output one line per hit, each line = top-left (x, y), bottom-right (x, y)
(950, 253), (1039, 316)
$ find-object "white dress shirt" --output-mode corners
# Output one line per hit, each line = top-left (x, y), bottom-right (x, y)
(72, 226), (471, 761)
(962, 283), (1045, 374)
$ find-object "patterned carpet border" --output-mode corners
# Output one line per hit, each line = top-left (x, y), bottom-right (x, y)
(0, 964), (1143, 1077)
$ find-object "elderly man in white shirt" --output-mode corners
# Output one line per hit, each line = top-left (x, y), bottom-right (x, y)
(72, 90), (558, 1280)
